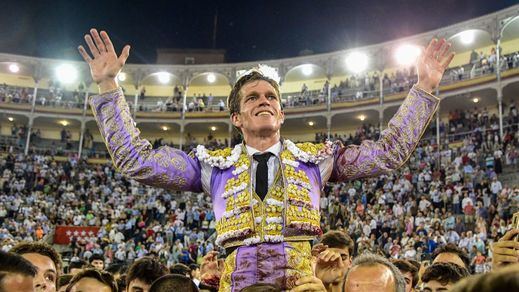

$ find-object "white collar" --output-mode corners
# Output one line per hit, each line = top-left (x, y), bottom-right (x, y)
(245, 141), (282, 157)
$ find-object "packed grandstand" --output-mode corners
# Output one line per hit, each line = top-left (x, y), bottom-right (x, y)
(0, 4), (519, 292)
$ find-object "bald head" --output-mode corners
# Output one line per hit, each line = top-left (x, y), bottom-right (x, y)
(345, 263), (396, 292)
(343, 253), (405, 292)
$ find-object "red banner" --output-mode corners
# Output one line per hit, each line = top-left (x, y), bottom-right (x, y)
(54, 226), (100, 245)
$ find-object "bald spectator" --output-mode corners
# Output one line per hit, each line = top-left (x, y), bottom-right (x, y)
(343, 253), (406, 292)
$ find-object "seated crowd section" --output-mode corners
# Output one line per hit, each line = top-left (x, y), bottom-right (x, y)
(0, 97), (518, 290)
(2, 49), (519, 112)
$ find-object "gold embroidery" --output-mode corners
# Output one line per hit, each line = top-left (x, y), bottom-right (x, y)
(153, 152), (170, 169)
(171, 175), (187, 188)
(170, 155), (187, 171)
(207, 147), (232, 158)
(287, 205), (320, 228)
(215, 210), (255, 242)
(294, 142), (324, 156)
(285, 242), (313, 288)
(216, 144), (324, 248)
(335, 89), (438, 180)
(280, 149), (295, 161)
(219, 249), (237, 292)
(132, 166), (154, 180)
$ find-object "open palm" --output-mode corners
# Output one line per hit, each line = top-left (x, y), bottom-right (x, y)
(417, 38), (455, 92)
(78, 29), (130, 85)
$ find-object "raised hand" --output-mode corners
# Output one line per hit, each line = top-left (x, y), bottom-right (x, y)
(200, 251), (221, 288)
(416, 38), (455, 93)
(78, 28), (130, 93)
(311, 243), (327, 257)
(314, 247), (346, 285)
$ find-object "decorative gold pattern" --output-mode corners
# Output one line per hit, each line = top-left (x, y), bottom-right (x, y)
(285, 241), (313, 287)
(170, 156), (187, 172)
(294, 142), (325, 156)
(215, 144), (322, 248)
(333, 86), (439, 181)
(89, 88), (201, 191)
(287, 205), (320, 228)
(226, 191), (253, 211)
(219, 248), (237, 292)
(207, 147), (233, 158)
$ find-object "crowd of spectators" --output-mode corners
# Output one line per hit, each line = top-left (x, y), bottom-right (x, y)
(0, 110), (517, 291)
(38, 81), (85, 109)
(314, 123), (381, 146)
(1, 54), (519, 291)
(284, 47), (518, 106)
(0, 82), (86, 109)
(319, 114), (518, 277)
(141, 96), (227, 113)
(0, 83), (33, 104)
(0, 102), (517, 256)
(0, 152), (217, 279)
(329, 48), (519, 104)
(152, 132), (229, 155)
(330, 67), (419, 102)
(4, 49), (518, 113)
(445, 102), (518, 137)
(139, 87), (227, 113)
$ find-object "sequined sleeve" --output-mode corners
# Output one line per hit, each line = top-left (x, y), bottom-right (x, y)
(89, 88), (203, 192)
(330, 85), (439, 181)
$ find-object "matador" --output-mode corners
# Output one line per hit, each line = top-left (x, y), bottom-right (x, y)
(79, 29), (454, 291)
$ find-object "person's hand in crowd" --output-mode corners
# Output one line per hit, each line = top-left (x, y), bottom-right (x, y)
(290, 276), (327, 292)
(314, 245), (345, 285)
(416, 38), (455, 93)
(491, 229), (519, 267)
(78, 28), (130, 93)
(311, 243), (327, 257)
(200, 251), (221, 288)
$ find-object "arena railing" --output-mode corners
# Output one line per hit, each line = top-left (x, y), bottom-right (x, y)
(421, 118), (517, 144)
(1, 51), (519, 114)
(3, 118), (513, 161)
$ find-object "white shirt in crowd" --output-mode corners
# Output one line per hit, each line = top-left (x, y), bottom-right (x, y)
(491, 180), (502, 195)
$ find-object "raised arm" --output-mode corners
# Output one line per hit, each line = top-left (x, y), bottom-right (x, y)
(331, 39), (454, 182)
(78, 29), (202, 192)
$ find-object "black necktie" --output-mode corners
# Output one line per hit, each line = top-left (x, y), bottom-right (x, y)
(253, 152), (272, 200)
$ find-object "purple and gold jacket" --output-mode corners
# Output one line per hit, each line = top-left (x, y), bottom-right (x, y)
(90, 85), (439, 249)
